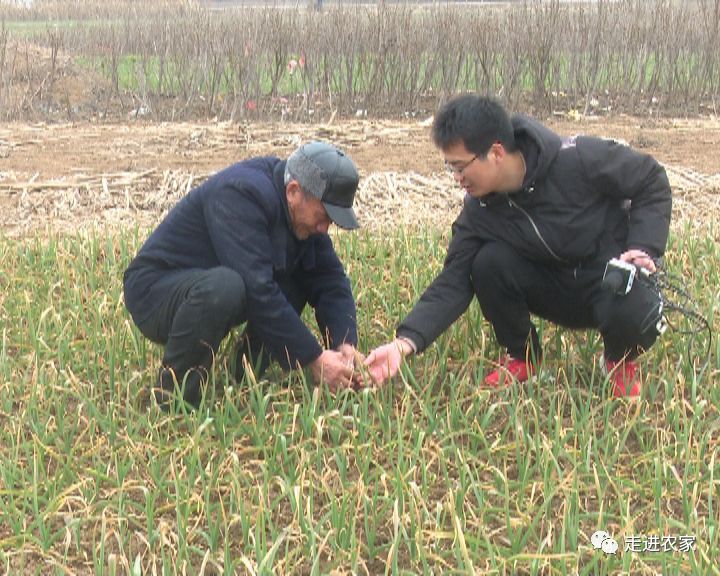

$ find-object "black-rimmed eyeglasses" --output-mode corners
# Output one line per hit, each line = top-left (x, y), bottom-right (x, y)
(445, 155), (478, 176)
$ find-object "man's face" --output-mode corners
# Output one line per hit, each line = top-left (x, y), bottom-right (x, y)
(286, 181), (332, 240)
(443, 140), (501, 198)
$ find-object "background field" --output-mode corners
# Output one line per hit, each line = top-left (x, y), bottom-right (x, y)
(1, 0), (720, 122)
(1, 1), (720, 575)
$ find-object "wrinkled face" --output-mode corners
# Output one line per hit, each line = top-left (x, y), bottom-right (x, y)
(286, 181), (332, 240)
(443, 140), (501, 199)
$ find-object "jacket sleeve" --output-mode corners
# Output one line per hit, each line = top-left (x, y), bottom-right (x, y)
(396, 209), (484, 353)
(301, 234), (358, 349)
(204, 182), (323, 369)
(578, 137), (672, 258)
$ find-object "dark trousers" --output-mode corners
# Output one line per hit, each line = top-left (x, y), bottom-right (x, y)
(470, 243), (662, 363)
(134, 267), (247, 406)
(231, 274), (310, 386)
(134, 267), (309, 406)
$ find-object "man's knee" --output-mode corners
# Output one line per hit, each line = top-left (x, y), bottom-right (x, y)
(471, 243), (519, 295)
(193, 267), (247, 322)
(600, 283), (663, 352)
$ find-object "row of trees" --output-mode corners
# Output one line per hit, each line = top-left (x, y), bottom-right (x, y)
(1, 0), (719, 120)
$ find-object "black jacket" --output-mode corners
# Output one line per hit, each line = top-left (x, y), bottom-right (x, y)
(397, 116), (672, 353)
(124, 157), (357, 369)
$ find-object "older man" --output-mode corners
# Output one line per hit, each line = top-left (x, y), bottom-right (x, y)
(124, 141), (362, 408)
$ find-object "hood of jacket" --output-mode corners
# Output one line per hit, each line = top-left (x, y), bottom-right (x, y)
(480, 115), (563, 207)
(513, 114), (563, 190)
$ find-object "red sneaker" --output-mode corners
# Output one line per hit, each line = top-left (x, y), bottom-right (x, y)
(483, 355), (538, 387)
(605, 359), (641, 398)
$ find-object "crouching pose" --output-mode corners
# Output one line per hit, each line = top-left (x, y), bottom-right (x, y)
(124, 141), (363, 408)
(366, 95), (671, 397)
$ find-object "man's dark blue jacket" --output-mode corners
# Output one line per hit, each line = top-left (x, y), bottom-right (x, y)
(123, 156), (358, 369)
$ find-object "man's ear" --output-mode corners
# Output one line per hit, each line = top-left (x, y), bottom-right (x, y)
(488, 141), (506, 162)
(286, 179), (302, 201)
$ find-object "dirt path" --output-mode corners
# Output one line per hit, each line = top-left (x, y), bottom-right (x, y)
(1, 116), (719, 236)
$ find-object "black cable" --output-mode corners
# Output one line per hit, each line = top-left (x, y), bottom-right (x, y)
(643, 269), (713, 375)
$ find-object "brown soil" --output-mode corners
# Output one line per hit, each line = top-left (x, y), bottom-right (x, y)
(1, 115), (719, 236)
(3, 115), (720, 176)
(1, 35), (719, 236)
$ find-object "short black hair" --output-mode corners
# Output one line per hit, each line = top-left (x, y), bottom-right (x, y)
(432, 95), (516, 155)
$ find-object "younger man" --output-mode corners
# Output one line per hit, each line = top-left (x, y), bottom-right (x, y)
(366, 95), (671, 396)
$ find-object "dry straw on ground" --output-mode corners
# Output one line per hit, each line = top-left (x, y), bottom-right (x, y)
(1, 164), (718, 237)
(1, 119), (718, 237)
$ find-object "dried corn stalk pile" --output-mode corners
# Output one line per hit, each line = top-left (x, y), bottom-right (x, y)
(0, 168), (465, 236)
(664, 166), (720, 224)
(0, 116), (718, 237)
(0, 164), (718, 237)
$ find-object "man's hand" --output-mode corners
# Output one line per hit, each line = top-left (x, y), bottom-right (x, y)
(364, 338), (414, 386)
(336, 343), (363, 363)
(309, 349), (357, 393)
(336, 343), (367, 388)
(619, 249), (656, 274)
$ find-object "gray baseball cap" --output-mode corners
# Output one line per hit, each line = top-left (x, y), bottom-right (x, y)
(284, 141), (360, 230)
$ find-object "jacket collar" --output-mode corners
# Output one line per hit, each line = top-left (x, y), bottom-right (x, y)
(512, 115), (562, 188)
(272, 159), (314, 272)
(273, 160), (293, 228)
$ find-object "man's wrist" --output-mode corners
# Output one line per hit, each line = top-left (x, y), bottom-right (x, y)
(395, 336), (417, 356)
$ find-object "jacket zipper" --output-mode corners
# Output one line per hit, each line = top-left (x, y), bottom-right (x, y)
(507, 196), (568, 263)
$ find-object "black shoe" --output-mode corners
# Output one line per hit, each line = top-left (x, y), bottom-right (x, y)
(155, 366), (204, 411)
